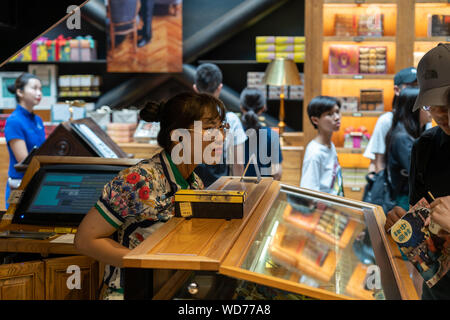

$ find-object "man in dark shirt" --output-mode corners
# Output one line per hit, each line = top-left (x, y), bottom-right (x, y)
(385, 43), (450, 300)
(192, 63), (246, 187)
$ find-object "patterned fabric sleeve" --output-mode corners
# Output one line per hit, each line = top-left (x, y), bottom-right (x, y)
(95, 166), (151, 229)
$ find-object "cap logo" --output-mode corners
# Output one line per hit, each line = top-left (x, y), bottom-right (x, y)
(424, 69), (438, 80)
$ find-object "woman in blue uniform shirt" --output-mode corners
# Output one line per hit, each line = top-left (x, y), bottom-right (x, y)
(4, 73), (46, 208)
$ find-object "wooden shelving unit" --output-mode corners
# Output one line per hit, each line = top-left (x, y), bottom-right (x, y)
(304, 0), (448, 200)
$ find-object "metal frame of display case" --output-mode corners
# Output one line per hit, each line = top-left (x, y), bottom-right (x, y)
(122, 178), (419, 300)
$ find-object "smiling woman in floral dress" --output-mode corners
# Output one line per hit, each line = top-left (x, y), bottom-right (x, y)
(75, 92), (227, 299)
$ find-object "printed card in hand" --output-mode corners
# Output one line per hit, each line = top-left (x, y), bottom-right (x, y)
(390, 198), (450, 288)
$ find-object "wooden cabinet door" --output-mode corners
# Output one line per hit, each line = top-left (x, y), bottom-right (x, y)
(0, 261), (45, 300)
(44, 255), (99, 300)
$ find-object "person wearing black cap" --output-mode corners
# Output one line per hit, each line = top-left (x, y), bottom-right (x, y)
(363, 67), (421, 173)
(385, 43), (450, 300)
(4, 73), (46, 209)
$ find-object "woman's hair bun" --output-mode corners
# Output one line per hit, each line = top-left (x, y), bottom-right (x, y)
(7, 84), (16, 94)
(139, 100), (165, 122)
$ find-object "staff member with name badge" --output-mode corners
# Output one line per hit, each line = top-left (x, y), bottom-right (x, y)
(4, 73), (46, 208)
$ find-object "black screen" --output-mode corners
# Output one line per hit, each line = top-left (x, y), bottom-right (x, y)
(14, 164), (129, 226)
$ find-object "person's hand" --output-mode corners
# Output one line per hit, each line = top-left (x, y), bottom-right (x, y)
(385, 206), (407, 233)
(430, 196), (450, 233)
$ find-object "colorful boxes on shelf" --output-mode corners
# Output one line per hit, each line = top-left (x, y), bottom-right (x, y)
(359, 46), (386, 74)
(256, 36), (305, 63)
(247, 71), (304, 100)
(343, 126), (370, 149)
(334, 13), (384, 37)
(58, 75), (101, 98)
(329, 45), (387, 75)
(9, 35), (98, 62)
(329, 45), (359, 74)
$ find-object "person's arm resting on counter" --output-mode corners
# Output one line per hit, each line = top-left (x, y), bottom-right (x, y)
(74, 206), (130, 268)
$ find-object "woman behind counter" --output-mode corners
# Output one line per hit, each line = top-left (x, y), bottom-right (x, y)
(5, 73), (46, 208)
(75, 92), (227, 299)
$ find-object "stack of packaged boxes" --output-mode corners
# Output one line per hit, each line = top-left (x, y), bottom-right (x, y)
(9, 35), (97, 62)
(58, 75), (101, 98)
(256, 36), (305, 63)
(106, 123), (138, 144)
(246, 72), (304, 100)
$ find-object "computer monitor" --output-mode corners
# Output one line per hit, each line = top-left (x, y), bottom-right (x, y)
(13, 164), (129, 226)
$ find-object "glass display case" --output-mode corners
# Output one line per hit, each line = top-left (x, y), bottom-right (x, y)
(123, 179), (418, 300)
(219, 183), (418, 300)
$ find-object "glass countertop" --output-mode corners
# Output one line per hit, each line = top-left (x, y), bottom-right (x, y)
(240, 186), (386, 300)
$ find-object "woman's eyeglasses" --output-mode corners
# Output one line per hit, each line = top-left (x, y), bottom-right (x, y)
(422, 106), (431, 111)
(187, 121), (230, 141)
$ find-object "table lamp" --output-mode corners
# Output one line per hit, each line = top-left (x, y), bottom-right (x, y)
(262, 58), (302, 136)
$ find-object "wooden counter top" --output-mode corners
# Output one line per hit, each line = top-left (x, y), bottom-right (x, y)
(123, 179), (279, 270)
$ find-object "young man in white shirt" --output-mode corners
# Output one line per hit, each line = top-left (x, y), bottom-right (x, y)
(301, 96), (344, 196)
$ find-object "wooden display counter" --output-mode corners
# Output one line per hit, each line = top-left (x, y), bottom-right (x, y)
(122, 178), (418, 300)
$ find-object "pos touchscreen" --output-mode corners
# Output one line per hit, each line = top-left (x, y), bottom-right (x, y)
(13, 164), (128, 226)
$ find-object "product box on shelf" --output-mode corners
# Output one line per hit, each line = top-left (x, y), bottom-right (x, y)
(359, 89), (384, 111)
(87, 106), (111, 131)
(428, 14), (450, 37)
(256, 36), (276, 44)
(107, 122), (137, 143)
(256, 52), (276, 62)
(336, 96), (358, 112)
(268, 86), (282, 100)
(256, 36), (305, 62)
(342, 168), (367, 187)
(112, 108), (139, 124)
(276, 52), (305, 62)
(343, 126), (370, 149)
(289, 85), (304, 100)
(335, 14), (358, 37)
(358, 14), (384, 37)
(256, 44), (276, 52)
(134, 120), (160, 144)
(329, 45), (359, 75)
(247, 72), (265, 86)
(359, 46), (386, 74)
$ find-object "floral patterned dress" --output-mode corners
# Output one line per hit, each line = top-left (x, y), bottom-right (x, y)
(95, 151), (204, 299)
